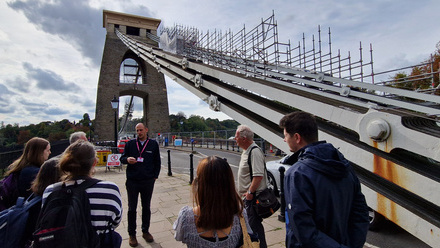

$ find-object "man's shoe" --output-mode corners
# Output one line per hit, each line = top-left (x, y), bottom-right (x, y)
(142, 232), (154, 243)
(129, 236), (138, 247)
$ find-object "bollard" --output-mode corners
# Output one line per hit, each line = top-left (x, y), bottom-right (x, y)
(278, 166), (286, 222)
(189, 153), (194, 184)
(167, 150), (172, 176)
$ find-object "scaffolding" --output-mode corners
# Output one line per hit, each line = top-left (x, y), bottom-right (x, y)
(160, 12), (438, 93)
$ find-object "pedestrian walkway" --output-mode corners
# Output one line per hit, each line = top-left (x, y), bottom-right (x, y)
(94, 164), (286, 248)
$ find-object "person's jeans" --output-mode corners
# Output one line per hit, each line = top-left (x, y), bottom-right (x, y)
(126, 178), (156, 236)
(245, 198), (267, 248)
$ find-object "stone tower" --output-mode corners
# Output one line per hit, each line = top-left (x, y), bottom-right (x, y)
(95, 10), (170, 142)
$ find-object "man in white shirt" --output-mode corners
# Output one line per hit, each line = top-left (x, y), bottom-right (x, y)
(235, 124), (268, 248)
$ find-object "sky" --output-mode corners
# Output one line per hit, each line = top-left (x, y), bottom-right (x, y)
(1, 0), (439, 126)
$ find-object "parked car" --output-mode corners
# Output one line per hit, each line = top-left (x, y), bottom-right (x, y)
(266, 154), (295, 196)
(117, 139), (130, 153)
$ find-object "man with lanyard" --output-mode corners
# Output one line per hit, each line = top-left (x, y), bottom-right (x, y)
(235, 124), (268, 248)
(120, 123), (161, 247)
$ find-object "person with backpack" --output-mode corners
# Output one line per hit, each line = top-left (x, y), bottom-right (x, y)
(1, 137), (51, 211)
(0, 145), (61, 248)
(235, 124), (269, 248)
(34, 140), (123, 248)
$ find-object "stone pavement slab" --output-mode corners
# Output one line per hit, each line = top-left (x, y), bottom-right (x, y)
(94, 164), (286, 248)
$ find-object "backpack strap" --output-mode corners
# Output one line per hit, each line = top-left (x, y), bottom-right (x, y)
(247, 145), (269, 190)
(247, 146), (259, 181)
(23, 193), (42, 211)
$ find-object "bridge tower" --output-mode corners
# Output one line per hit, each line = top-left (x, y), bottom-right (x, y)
(95, 10), (170, 142)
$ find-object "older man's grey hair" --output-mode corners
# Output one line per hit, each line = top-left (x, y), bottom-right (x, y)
(236, 125), (254, 140)
(69, 131), (87, 144)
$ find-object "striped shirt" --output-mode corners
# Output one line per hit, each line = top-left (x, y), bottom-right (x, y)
(42, 179), (123, 234)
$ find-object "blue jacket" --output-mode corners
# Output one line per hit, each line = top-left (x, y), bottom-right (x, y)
(120, 138), (161, 181)
(18, 165), (40, 198)
(284, 141), (369, 248)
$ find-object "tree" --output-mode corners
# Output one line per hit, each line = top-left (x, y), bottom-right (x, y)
(17, 130), (31, 145)
(59, 119), (73, 131)
(2, 124), (18, 146)
(79, 113), (91, 127)
(205, 118), (221, 131)
(389, 41), (440, 95)
(186, 115), (208, 132)
(219, 119), (240, 130)
(0, 111), (239, 148)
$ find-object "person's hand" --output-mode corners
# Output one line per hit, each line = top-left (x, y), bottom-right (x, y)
(127, 157), (137, 164)
(245, 192), (254, 201)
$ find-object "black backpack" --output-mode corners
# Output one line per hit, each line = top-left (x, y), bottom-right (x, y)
(33, 179), (101, 248)
(248, 146), (281, 218)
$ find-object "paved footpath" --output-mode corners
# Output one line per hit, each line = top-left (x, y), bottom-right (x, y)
(94, 164), (286, 248)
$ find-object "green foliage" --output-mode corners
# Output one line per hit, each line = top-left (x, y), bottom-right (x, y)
(0, 112), (239, 148)
(0, 113), (90, 148)
(79, 113), (91, 127)
(168, 113), (239, 133)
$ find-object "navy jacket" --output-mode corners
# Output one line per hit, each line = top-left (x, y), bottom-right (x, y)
(120, 138), (161, 181)
(18, 165), (39, 198)
(284, 141), (369, 248)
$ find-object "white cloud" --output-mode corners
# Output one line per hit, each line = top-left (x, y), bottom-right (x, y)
(0, 0), (439, 126)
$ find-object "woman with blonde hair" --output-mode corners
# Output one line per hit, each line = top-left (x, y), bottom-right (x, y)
(174, 156), (255, 247)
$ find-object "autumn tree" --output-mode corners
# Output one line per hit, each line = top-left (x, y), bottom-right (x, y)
(17, 130), (31, 145)
(390, 41), (440, 95)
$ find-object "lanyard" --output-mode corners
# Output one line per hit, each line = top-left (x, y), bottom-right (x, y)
(136, 139), (149, 156)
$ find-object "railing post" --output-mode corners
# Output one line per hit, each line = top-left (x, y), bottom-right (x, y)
(189, 153), (194, 184)
(167, 149), (172, 176)
(213, 132), (216, 149)
(278, 166), (286, 222)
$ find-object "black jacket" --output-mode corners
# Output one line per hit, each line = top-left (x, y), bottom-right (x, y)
(120, 138), (161, 181)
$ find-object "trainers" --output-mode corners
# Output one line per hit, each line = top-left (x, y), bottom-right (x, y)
(142, 232), (154, 243)
(129, 236), (138, 247)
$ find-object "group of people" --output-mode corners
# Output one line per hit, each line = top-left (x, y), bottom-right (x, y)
(173, 112), (370, 248)
(3, 124), (161, 248)
(3, 131), (122, 248)
(4, 111), (369, 248)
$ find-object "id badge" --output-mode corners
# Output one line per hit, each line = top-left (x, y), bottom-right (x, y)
(137, 157), (144, 162)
